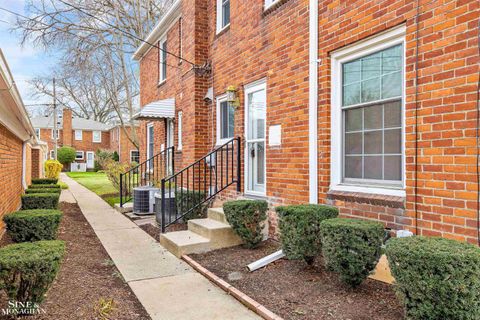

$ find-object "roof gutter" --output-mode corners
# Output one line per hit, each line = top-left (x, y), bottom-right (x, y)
(132, 0), (182, 61)
(309, 0), (319, 203)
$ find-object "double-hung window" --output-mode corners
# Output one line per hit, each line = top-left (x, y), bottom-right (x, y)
(216, 0), (230, 33)
(35, 128), (40, 139)
(51, 129), (59, 140)
(216, 95), (235, 145)
(331, 26), (405, 195)
(75, 130), (82, 141)
(130, 150), (140, 163)
(92, 130), (102, 143)
(159, 37), (167, 83)
(75, 151), (84, 160)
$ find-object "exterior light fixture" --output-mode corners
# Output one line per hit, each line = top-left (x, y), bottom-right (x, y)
(226, 85), (240, 108)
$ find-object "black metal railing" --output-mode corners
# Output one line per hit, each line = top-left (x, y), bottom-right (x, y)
(159, 137), (241, 232)
(119, 146), (175, 207)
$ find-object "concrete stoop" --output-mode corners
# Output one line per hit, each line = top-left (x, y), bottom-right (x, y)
(160, 208), (243, 258)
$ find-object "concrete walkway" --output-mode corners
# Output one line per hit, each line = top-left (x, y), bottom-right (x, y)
(60, 173), (259, 320)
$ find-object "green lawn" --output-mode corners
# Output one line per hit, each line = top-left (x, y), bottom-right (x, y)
(67, 172), (117, 197)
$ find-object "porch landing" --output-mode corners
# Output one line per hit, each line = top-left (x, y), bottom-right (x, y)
(60, 173), (259, 320)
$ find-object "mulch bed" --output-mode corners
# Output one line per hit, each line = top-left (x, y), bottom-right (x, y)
(191, 240), (404, 320)
(139, 222), (187, 241)
(0, 202), (150, 320)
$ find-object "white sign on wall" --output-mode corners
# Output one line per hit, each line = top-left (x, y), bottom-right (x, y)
(268, 125), (281, 146)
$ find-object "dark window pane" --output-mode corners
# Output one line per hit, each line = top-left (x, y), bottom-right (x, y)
(222, 0), (230, 27)
(384, 155), (401, 180)
(364, 156), (382, 179)
(345, 108), (362, 132)
(384, 101), (401, 127)
(345, 132), (362, 154)
(228, 104), (235, 137)
(345, 156), (362, 179)
(364, 130), (382, 154)
(364, 104), (383, 130)
(384, 129), (401, 154)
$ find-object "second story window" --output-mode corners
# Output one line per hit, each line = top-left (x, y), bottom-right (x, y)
(159, 37), (167, 83)
(51, 129), (59, 140)
(216, 0), (230, 33)
(93, 131), (102, 143)
(75, 130), (83, 141)
(35, 128), (40, 139)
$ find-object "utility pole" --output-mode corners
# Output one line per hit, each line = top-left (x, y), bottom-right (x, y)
(53, 77), (58, 160)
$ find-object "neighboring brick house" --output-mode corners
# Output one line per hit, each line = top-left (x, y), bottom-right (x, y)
(109, 124), (141, 165)
(133, 0), (480, 244)
(31, 109), (139, 168)
(0, 50), (47, 222)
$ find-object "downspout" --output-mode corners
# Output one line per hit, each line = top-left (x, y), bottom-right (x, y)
(308, 0), (318, 204)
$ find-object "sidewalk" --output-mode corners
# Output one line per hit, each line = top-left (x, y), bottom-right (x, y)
(60, 173), (259, 320)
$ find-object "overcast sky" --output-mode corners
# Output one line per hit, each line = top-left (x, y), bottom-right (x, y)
(0, 0), (59, 111)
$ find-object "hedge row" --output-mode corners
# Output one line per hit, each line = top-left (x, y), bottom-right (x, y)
(31, 178), (58, 185)
(25, 188), (61, 194)
(4, 210), (63, 242)
(21, 193), (59, 210)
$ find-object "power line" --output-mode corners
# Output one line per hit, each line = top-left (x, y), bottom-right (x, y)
(55, 0), (196, 67)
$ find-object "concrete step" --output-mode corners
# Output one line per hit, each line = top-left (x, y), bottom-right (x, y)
(188, 218), (243, 249)
(207, 207), (228, 224)
(160, 231), (210, 258)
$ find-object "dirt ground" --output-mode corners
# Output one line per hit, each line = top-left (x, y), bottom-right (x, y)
(0, 202), (150, 320)
(191, 240), (404, 320)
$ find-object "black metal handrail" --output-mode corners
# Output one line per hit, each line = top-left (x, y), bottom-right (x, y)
(159, 137), (241, 232)
(120, 146), (175, 207)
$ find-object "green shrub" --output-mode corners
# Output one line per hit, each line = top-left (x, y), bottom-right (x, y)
(26, 188), (60, 194)
(320, 218), (384, 287)
(57, 182), (68, 189)
(0, 240), (65, 306)
(44, 160), (62, 179)
(31, 178), (58, 185)
(386, 236), (480, 320)
(29, 184), (61, 189)
(223, 200), (268, 248)
(4, 210), (63, 242)
(112, 151), (119, 162)
(21, 193), (59, 210)
(175, 189), (207, 221)
(57, 146), (76, 167)
(277, 204), (338, 264)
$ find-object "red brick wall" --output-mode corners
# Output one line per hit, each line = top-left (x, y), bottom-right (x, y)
(316, 0), (479, 244)
(138, 0), (480, 243)
(0, 123), (23, 219)
(31, 148), (43, 179)
(62, 108), (73, 146)
(109, 126), (140, 164)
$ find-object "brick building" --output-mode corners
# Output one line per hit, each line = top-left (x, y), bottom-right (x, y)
(0, 50), (47, 222)
(133, 0), (480, 243)
(31, 109), (140, 168)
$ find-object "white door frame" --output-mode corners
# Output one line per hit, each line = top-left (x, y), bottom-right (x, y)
(86, 151), (95, 169)
(244, 78), (267, 196)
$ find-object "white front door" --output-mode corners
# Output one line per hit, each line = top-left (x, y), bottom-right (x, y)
(86, 151), (95, 169)
(166, 119), (174, 174)
(245, 80), (266, 195)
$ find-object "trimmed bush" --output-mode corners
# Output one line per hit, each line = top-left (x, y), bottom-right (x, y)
(277, 204), (338, 264)
(386, 236), (480, 320)
(57, 146), (76, 167)
(175, 190), (207, 221)
(21, 193), (59, 210)
(44, 160), (62, 179)
(4, 210), (63, 242)
(32, 178), (58, 185)
(26, 188), (61, 194)
(29, 184), (61, 189)
(57, 182), (68, 189)
(320, 218), (384, 287)
(223, 200), (268, 248)
(0, 240), (65, 306)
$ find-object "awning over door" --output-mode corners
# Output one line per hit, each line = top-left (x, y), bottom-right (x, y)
(133, 98), (175, 120)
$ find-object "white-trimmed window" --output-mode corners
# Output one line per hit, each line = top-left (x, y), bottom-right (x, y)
(92, 130), (102, 143)
(75, 130), (83, 141)
(265, 0), (281, 9)
(130, 150), (140, 163)
(50, 150), (55, 159)
(75, 151), (84, 160)
(178, 111), (183, 150)
(216, 0), (230, 33)
(51, 129), (59, 140)
(159, 37), (167, 83)
(35, 128), (40, 139)
(216, 94), (235, 145)
(330, 26), (406, 196)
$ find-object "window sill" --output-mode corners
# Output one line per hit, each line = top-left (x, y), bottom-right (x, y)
(263, 0), (291, 16)
(157, 80), (166, 88)
(215, 24), (230, 39)
(327, 186), (405, 209)
(215, 138), (234, 147)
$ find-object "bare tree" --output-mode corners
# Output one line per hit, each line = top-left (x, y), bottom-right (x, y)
(14, 0), (175, 148)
